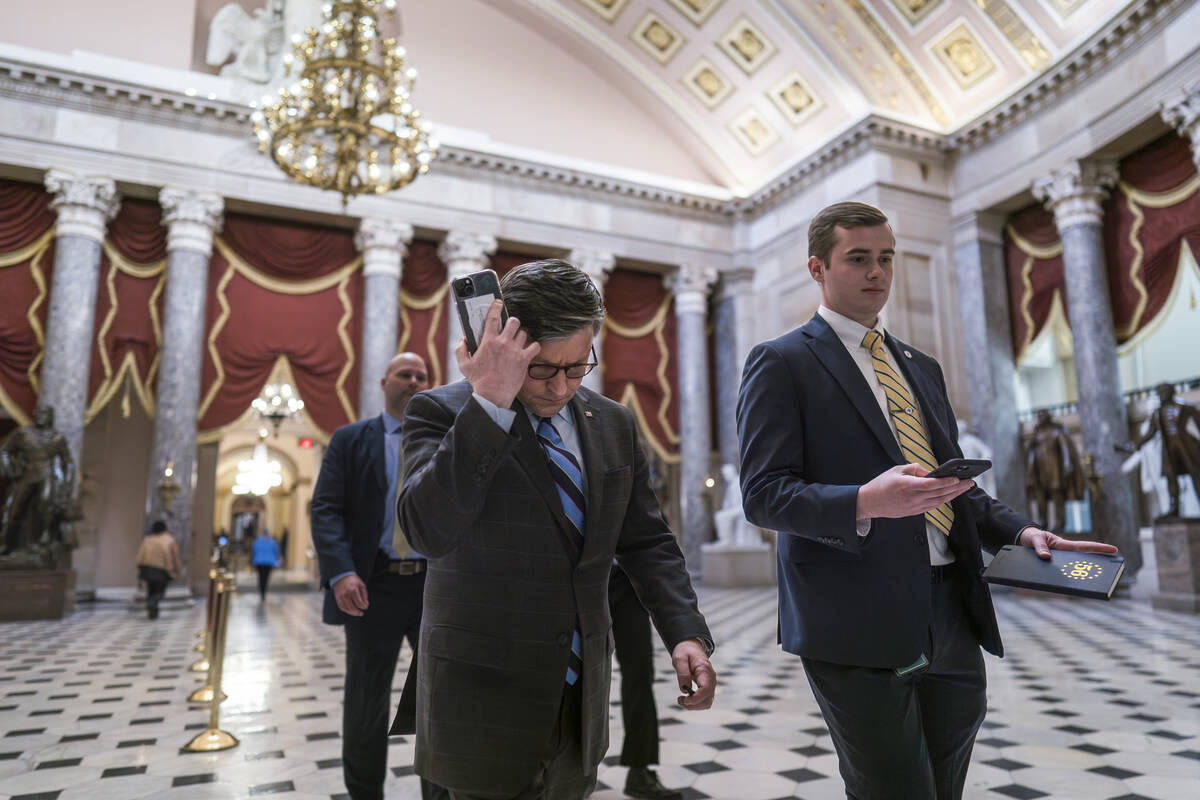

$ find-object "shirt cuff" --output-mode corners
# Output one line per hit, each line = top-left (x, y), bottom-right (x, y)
(855, 518), (872, 537)
(330, 570), (356, 588)
(472, 392), (517, 432)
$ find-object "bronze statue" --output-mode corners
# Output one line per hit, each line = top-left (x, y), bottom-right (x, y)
(0, 404), (77, 561)
(1025, 409), (1085, 532)
(1127, 383), (1200, 519)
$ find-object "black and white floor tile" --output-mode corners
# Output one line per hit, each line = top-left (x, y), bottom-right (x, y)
(1, 580), (1198, 799)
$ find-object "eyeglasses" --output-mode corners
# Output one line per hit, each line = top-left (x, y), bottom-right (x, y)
(527, 346), (598, 380)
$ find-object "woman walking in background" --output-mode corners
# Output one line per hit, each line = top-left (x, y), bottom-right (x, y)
(135, 521), (180, 619)
(251, 527), (281, 601)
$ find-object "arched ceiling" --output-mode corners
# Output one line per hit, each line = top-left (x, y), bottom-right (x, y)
(481, 0), (1130, 192)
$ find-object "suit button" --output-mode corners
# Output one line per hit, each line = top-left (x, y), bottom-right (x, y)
(556, 633), (569, 646)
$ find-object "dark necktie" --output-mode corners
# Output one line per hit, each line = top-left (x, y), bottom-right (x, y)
(537, 415), (585, 685)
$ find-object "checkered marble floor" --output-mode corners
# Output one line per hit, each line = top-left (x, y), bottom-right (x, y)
(1, 583), (1198, 800)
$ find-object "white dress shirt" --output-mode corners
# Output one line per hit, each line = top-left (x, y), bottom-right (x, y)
(471, 393), (587, 493)
(817, 305), (954, 566)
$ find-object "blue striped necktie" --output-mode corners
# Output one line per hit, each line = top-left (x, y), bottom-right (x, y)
(537, 415), (585, 685)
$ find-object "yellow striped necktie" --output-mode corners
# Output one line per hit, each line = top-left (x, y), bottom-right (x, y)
(861, 330), (954, 536)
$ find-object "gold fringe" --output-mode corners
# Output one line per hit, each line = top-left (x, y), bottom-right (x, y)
(197, 263), (236, 421)
(1117, 241), (1200, 355)
(334, 275), (357, 422)
(25, 244), (48, 394)
(617, 383), (680, 464)
(1006, 224), (1062, 261)
(0, 228), (54, 267)
(212, 236), (361, 295)
(101, 240), (165, 278)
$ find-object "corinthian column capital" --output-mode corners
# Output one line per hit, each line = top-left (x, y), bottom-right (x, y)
(568, 248), (616, 290)
(1162, 84), (1200, 162)
(356, 218), (414, 278)
(44, 170), (119, 242)
(666, 263), (718, 315)
(159, 188), (224, 255)
(1032, 160), (1118, 231)
(438, 231), (497, 278)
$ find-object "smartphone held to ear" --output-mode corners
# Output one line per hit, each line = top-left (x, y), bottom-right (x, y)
(451, 269), (507, 354)
(925, 458), (991, 480)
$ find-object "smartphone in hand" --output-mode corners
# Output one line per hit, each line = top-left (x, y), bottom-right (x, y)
(451, 269), (507, 354)
(925, 458), (991, 480)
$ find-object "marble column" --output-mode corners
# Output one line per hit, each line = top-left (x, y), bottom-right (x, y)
(568, 248), (615, 395)
(1161, 84), (1200, 171)
(40, 171), (120, 470)
(952, 212), (1027, 511)
(438, 231), (497, 384)
(356, 218), (413, 418)
(666, 263), (717, 580)
(144, 188), (224, 578)
(1033, 161), (1142, 577)
(712, 267), (757, 477)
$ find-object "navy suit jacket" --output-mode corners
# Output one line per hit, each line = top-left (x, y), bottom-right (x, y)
(736, 314), (1032, 669)
(311, 415), (390, 625)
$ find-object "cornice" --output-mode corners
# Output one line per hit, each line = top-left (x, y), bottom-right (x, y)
(948, 0), (1185, 152)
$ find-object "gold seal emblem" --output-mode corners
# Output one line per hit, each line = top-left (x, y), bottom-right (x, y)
(1060, 560), (1102, 581)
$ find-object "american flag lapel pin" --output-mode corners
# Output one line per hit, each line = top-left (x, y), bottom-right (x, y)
(585, 410), (593, 418)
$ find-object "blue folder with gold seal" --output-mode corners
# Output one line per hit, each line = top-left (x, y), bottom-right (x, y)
(982, 545), (1125, 600)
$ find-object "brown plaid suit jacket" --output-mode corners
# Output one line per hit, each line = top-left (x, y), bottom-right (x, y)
(392, 381), (710, 795)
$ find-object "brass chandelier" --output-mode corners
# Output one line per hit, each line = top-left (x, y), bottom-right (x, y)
(250, 0), (438, 203)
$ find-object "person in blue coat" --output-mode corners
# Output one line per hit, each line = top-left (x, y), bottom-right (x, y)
(250, 525), (281, 601)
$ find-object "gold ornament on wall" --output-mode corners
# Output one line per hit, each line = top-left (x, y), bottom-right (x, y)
(766, 70), (823, 127)
(666, 0), (725, 27)
(728, 107), (779, 156)
(251, 0), (438, 205)
(717, 15), (777, 76)
(682, 57), (734, 109)
(930, 22), (996, 89)
(631, 12), (686, 65)
(576, 0), (630, 24)
(889, 0), (943, 26)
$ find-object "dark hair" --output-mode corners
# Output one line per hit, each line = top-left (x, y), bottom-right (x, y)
(808, 202), (890, 265)
(499, 259), (605, 342)
(150, 520), (168, 534)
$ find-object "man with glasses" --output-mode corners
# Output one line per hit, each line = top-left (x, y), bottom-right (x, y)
(392, 259), (716, 800)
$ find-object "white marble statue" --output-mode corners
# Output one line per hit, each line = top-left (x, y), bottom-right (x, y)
(206, 0), (286, 84)
(712, 463), (765, 549)
(956, 419), (997, 497)
(1122, 401), (1200, 519)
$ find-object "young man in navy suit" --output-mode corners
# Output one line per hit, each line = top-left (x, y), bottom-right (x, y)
(736, 202), (1117, 799)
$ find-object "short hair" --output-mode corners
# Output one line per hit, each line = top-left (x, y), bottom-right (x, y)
(150, 520), (168, 533)
(808, 202), (890, 265)
(499, 259), (605, 342)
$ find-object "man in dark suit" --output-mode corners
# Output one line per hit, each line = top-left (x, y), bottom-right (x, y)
(311, 351), (446, 800)
(396, 260), (716, 800)
(736, 202), (1117, 800)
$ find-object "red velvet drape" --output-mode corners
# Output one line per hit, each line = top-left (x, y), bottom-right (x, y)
(0, 179), (56, 423)
(1005, 204), (1066, 359)
(603, 267), (679, 459)
(398, 240), (448, 387)
(87, 198), (166, 417)
(197, 213), (362, 440)
(1104, 132), (1200, 343)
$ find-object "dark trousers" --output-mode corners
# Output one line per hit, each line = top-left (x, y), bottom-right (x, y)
(343, 566), (447, 800)
(255, 565), (273, 600)
(139, 566), (170, 620)
(450, 681), (592, 800)
(609, 567), (659, 767)
(801, 573), (987, 800)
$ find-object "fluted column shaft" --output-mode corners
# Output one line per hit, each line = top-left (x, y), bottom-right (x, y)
(953, 212), (1027, 510)
(713, 267), (755, 473)
(356, 218), (413, 418)
(1033, 161), (1142, 577)
(1161, 84), (1200, 172)
(439, 232), (497, 385)
(40, 171), (120, 469)
(569, 248), (615, 395)
(667, 264), (716, 580)
(144, 188), (224, 577)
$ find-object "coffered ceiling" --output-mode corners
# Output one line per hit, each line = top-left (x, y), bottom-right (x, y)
(483, 0), (1129, 191)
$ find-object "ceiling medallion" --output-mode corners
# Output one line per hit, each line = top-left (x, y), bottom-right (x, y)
(666, 0), (725, 27)
(717, 15), (777, 76)
(631, 11), (687, 65)
(887, 0), (943, 27)
(250, 0), (438, 205)
(682, 57), (734, 109)
(930, 21), (997, 89)
(766, 70), (824, 127)
(728, 106), (779, 156)
(575, 0), (630, 24)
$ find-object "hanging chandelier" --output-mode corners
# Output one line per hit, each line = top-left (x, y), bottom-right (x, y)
(250, 0), (438, 203)
(251, 381), (304, 436)
(232, 441), (283, 497)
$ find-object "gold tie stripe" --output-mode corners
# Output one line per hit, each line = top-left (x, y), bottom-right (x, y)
(861, 330), (954, 536)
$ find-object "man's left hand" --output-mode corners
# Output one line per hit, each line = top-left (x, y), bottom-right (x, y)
(1017, 526), (1119, 560)
(671, 639), (716, 710)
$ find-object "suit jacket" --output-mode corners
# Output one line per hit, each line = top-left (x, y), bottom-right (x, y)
(736, 314), (1032, 670)
(394, 381), (710, 795)
(311, 415), (392, 625)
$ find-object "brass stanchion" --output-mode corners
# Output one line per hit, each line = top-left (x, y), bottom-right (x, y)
(183, 571), (238, 752)
(192, 557), (218, 655)
(188, 562), (228, 703)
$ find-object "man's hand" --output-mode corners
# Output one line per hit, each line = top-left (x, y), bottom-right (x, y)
(1018, 527), (1119, 560)
(856, 463), (974, 521)
(671, 639), (716, 710)
(456, 299), (540, 408)
(333, 574), (369, 617)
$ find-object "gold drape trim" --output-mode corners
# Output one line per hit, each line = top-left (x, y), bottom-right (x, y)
(398, 285), (449, 386)
(425, 296), (445, 387)
(617, 383), (680, 464)
(85, 352), (154, 422)
(196, 355), (333, 446)
(197, 263), (236, 421)
(89, 261), (122, 416)
(1006, 224), (1062, 260)
(1120, 175), (1200, 209)
(1015, 253), (1036, 360)
(653, 316), (680, 446)
(147, 274), (165, 391)
(1117, 241), (1200, 356)
(0, 382), (30, 426)
(0, 228), (54, 267)
(604, 294), (672, 339)
(212, 236), (361, 295)
(25, 245), (48, 394)
(400, 283), (449, 311)
(334, 275), (357, 422)
(602, 294), (679, 448)
(102, 240), (166, 278)
(1118, 189), (1149, 339)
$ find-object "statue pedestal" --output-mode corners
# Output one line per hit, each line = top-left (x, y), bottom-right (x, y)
(1151, 518), (1200, 613)
(0, 570), (74, 621)
(701, 542), (774, 587)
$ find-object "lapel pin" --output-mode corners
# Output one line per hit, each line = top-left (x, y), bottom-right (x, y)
(904, 350), (913, 358)
(584, 411), (593, 418)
